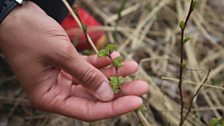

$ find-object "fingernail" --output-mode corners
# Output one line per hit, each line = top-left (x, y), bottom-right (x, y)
(96, 82), (114, 101)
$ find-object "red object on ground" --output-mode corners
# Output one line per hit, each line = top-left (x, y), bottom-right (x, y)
(61, 7), (106, 51)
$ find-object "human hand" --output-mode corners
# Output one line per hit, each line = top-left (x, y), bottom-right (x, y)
(0, 2), (148, 121)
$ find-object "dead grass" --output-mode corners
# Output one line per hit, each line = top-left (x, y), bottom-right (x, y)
(0, 0), (224, 126)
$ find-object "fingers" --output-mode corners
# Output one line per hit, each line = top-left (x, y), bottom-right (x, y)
(82, 51), (120, 68)
(102, 61), (139, 77)
(71, 80), (149, 100)
(52, 45), (114, 101)
(118, 80), (149, 96)
(71, 60), (139, 85)
(57, 96), (143, 121)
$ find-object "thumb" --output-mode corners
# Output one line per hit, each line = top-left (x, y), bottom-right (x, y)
(54, 47), (114, 101)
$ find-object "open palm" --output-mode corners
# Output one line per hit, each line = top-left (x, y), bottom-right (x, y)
(32, 55), (148, 121)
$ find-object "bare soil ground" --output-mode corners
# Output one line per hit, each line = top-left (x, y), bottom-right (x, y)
(0, 0), (224, 126)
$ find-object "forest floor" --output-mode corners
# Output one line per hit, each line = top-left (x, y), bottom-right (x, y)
(0, 0), (224, 126)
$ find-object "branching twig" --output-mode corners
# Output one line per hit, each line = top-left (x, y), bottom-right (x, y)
(108, 55), (121, 86)
(181, 70), (210, 125)
(178, 0), (195, 125)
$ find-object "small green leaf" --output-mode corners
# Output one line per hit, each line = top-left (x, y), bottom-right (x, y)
(109, 77), (120, 93)
(179, 20), (185, 29)
(118, 76), (124, 84)
(109, 76), (124, 85)
(184, 37), (191, 44)
(82, 49), (94, 55)
(106, 43), (117, 53)
(113, 56), (124, 68)
(209, 118), (224, 126)
(111, 83), (120, 93)
(209, 118), (219, 126)
(139, 104), (147, 112)
(181, 63), (187, 69)
(109, 76), (124, 93)
(110, 76), (118, 84)
(98, 50), (109, 57)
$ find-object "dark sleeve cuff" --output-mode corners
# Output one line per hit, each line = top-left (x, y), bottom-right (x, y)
(0, 0), (6, 11)
(31, 0), (74, 23)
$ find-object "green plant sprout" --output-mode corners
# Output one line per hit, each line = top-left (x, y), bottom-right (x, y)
(62, 1), (150, 125)
(98, 44), (125, 93)
(99, 44), (148, 126)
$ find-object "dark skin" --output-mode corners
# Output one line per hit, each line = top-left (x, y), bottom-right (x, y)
(0, 1), (149, 121)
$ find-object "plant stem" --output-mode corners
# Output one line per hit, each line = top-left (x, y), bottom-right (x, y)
(62, 0), (99, 53)
(181, 70), (210, 125)
(108, 54), (125, 95)
(178, 0), (194, 125)
(108, 54), (148, 126)
(135, 110), (152, 126)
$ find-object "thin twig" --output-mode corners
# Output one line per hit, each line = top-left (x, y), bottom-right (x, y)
(109, 52), (145, 124)
(62, 0), (99, 53)
(161, 77), (224, 90)
(108, 54), (124, 95)
(178, 0), (194, 125)
(115, 0), (128, 26)
(181, 70), (210, 125)
(135, 110), (152, 126)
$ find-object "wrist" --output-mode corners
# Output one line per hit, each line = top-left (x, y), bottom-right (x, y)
(0, 1), (44, 50)
(0, 0), (23, 23)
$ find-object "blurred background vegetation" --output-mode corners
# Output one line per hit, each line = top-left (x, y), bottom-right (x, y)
(0, 0), (224, 126)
